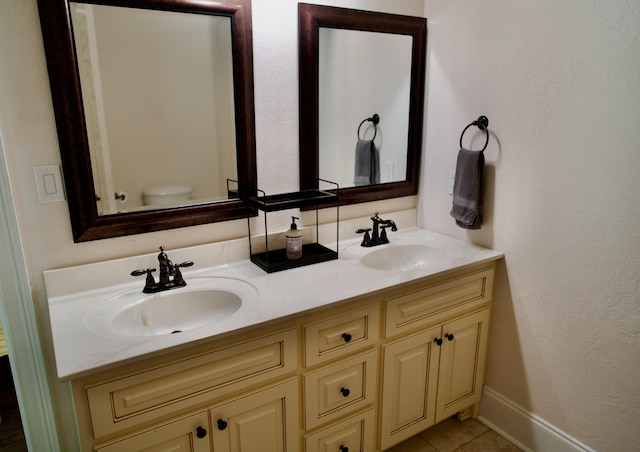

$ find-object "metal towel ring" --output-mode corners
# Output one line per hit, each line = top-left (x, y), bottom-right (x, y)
(357, 113), (380, 141)
(459, 115), (489, 152)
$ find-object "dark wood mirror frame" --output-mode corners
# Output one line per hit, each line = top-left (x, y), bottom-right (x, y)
(298, 3), (426, 206)
(37, 0), (257, 242)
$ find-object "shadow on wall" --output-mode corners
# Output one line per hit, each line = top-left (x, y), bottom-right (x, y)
(481, 259), (532, 436)
(481, 258), (578, 450)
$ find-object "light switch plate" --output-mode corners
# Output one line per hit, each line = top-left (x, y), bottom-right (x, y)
(34, 165), (66, 203)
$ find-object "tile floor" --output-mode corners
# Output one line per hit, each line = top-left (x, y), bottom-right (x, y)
(389, 416), (522, 452)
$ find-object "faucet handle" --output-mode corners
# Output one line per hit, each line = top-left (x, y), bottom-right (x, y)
(131, 268), (157, 293)
(173, 261), (194, 285)
(131, 268), (153, 276)
(356, 228), (372, 247)
(379, 225), (391, 244)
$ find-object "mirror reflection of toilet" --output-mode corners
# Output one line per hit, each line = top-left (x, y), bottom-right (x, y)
(142, 185), (193, 206)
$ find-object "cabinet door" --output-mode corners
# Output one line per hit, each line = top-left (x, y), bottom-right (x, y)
(210, 378), (299, 452)
(435, 308), (490, 423)
(96, 411), (210, 452)
(379, 326), (441, 450)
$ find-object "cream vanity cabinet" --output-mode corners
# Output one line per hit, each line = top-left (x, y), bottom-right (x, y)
(379, 268), (493, 450)
(70, 263), (495, 451)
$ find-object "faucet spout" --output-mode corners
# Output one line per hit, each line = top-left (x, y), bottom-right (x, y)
(381, 219), (397, 231)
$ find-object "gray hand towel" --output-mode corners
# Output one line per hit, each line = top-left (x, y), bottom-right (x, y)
(354, 139), (380, 186)
(450, 148), (484, 229)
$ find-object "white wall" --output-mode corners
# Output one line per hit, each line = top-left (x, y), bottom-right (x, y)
(421, 1), (640, 450)
(0, 1), (421, 450)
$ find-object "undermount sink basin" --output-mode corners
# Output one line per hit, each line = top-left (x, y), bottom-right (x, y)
(85, 277), (257, 337)
(359, 244), (450, 271)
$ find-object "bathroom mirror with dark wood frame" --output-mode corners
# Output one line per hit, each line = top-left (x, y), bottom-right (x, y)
(298, 3), (426, 206)
(37, 0), (257, 242)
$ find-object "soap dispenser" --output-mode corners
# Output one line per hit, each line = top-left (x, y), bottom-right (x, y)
(286, 216), (302, 260)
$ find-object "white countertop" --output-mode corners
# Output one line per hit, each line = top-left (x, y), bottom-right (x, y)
(44, 227), (503, 380)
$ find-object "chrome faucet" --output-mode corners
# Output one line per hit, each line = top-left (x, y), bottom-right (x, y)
(131, 246), (194, 293)
(356, 212), (398, 247)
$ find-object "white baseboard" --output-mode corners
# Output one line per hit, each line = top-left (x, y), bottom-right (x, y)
(477, 386), (594, 452)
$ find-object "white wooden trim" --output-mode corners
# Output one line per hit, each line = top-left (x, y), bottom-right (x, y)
(478, 386), (594, 452)
(0, 137), (60, 450)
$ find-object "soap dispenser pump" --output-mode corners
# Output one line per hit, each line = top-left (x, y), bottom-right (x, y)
(286, 216), (302, 260)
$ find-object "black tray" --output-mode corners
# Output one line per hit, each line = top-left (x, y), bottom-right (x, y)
(248, 189), (336, 212)
(250, 243), (338, 273)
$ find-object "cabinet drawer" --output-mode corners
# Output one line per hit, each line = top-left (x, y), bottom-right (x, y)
(304, 304), (379, 367)
(87, 329), (297, 439)
(303, 350), (377, 430)
(385, 268), (494, 337)
(304, 408), (376, 452)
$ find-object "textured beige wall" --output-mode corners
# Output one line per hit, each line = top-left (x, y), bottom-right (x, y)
(420, 1), (640, 450)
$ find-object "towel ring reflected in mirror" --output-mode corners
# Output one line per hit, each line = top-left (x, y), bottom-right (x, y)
(357, 113), (380, 141)
(459, 115), (489, 152)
